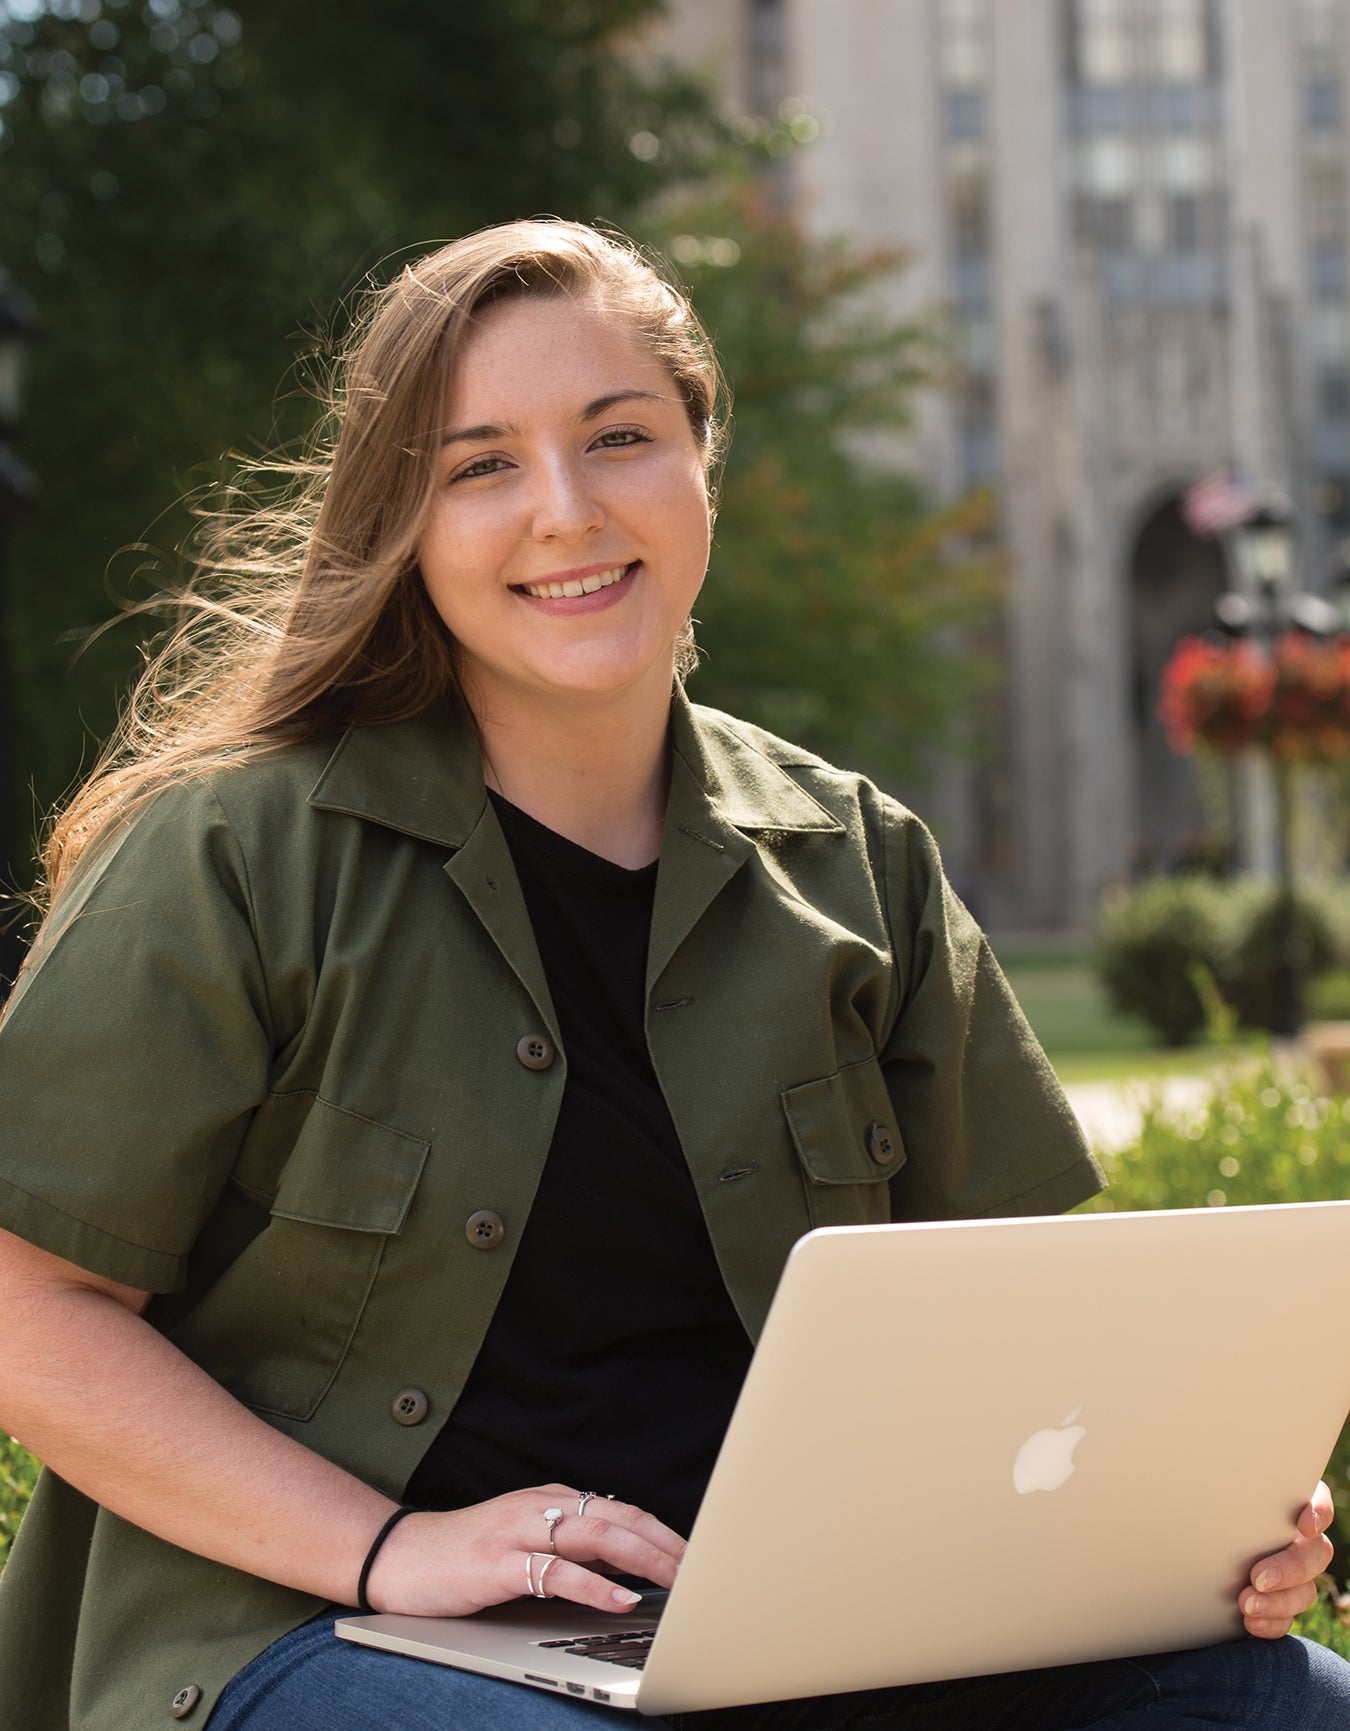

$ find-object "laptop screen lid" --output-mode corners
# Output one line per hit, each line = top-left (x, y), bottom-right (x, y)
(338, 1201), (1350, 1714)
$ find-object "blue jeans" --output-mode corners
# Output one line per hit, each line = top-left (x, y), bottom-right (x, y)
(206, 1611), (1350, 1729)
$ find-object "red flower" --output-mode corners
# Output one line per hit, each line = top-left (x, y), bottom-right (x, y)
(1159, 636), (1272, 754)
(1160, 632), (1350, 761)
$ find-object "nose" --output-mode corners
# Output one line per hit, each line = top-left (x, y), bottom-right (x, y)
(530, 453), (605, 544)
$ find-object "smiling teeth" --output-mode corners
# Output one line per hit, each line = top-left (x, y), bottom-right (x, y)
(520, 564), (629, 600)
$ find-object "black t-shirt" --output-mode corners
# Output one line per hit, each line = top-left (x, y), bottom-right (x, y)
(405, 794), (753, 1538)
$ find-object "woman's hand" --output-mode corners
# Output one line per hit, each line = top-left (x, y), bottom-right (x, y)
(364, 1486), (686, 1618)
(1239, 1482), (1335, 1638)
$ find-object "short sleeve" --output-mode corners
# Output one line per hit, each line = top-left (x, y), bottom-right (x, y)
(877, 803), (1105, 1222)
(0, 781), (273, 1291)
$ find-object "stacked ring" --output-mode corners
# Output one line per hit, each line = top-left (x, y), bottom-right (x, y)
(526, 1552), (559, 1599)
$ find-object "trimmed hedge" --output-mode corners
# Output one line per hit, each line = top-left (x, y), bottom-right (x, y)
(0, 1432), (37, 1571)
(1098, 876), (1350, 1046)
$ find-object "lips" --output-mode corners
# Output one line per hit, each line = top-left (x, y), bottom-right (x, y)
(513, 562), (634, 601)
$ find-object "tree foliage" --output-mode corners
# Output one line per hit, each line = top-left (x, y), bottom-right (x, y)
(0, 0), (718, 831)
(651, 189), (999, 780)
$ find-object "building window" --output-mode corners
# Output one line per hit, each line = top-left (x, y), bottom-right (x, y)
(1168, 192), (1200, 251)
(1156, 0), (1207, 83)
(1075, 0), (1134, 86)
(1315, 420), (1350, 469)
(1315, 305), (1350, 364)
(1313, 242), (1349, 300)
(1321, 367), (1350, 418)
(1165, 83), (1199, 130)
(1304, 78), (1343, 134)
(1103, 255), (1142, 302)
(1096, 194), (1135, 251)
(960, 410), (999, 483)
(1082, 135), (1138, 194)
(944, 87), (986, 138)
(1306, 159), (1346, 240)
(939, 0), (988, 88)
(747, 0), (787, 118)
(1316, 473), (1350, 529)
(954, 256), (991, 308)
(961, 311), (996, 373)
(1079, 83), (1128, 130)
(951, 186), (990, 260)
(1160, 135), (1212, 190)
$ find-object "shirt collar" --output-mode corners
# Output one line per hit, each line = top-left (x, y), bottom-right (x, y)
(307, 686), (846, 848)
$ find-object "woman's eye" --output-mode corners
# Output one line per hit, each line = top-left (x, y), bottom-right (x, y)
(450, 454), (510, 483)
(592, 426), (651, 451)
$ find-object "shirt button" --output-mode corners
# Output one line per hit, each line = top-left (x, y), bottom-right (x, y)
(516, 1034), (555, 1071)
(169, 1684), (202, 1719)
(866, 1121), (898, 1166)
(465, 1210), (505, 1250)
(391, 1387), (430, 1426)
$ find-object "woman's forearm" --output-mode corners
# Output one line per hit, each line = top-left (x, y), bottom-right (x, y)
(0, 1229), (394, 1602)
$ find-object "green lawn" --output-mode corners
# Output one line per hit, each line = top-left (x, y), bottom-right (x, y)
(994, 940), (1226, 1085)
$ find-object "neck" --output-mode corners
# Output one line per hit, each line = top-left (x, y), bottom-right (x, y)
(468, 681), (676, 869)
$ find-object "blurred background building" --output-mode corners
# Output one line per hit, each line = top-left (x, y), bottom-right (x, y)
(651, 0), (1350, 931)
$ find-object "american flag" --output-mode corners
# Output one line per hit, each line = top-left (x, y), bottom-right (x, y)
(1182, 470), (1253, 539)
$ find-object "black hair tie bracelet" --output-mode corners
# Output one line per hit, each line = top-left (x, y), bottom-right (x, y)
(357, 1505), (418, 1614)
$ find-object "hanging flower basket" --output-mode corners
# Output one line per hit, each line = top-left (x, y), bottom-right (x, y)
(1158, 636), (1272, 755)
(1159, 633), (1350, 762)
(1268, 634), (1350, 761)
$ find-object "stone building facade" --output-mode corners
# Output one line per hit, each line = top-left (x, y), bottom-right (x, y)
(649, 0), (1350, 929)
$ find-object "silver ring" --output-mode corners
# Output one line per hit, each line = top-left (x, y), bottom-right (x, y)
(525, 1552), (558, 1598)
(543, 1505), (564, 1554)
(577, 1491), (615, 1518)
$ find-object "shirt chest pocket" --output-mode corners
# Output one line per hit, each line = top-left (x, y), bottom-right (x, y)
(172, 1097), (430, 1421)
(781, 1057), (905, 1229)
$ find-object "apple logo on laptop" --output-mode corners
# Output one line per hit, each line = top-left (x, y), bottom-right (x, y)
(1013, 1406), (1086, 1494)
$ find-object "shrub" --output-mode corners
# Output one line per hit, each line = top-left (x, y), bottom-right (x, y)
(1224, 884), (1348, 1032)
(1098, 876), (1350, 1045)
(1294, 1585), (1350, 1661)
(1097, 877), (1249, 1045)
(1310, 968), (1350, 1021)
(0, 1434), (38, 1572)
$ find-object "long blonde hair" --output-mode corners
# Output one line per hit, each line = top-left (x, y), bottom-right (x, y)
(36, 220), (727, 914)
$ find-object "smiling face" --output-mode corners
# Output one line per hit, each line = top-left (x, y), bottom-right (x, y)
(417, 290), (712, 730)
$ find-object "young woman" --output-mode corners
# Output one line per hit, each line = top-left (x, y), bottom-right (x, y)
(0, 221), (1344, 1730)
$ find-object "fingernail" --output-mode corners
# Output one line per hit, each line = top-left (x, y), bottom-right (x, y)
(1255, 1569), (1279, 1593)
(1246, 1593), (1266, 1616)
(612, 1587), (641, 1607)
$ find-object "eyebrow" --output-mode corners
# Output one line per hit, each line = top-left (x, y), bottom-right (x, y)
(439, 388), (668, 447)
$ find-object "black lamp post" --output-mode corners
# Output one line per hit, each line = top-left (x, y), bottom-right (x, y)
(0, 273), (38, 998)
(1215, 488), (1299, 639)
(1329, 540), (1350, 634)
(1213, 488), (1306, 1037)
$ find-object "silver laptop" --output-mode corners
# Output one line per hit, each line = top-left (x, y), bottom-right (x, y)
(336, 1202), (1350, 1714)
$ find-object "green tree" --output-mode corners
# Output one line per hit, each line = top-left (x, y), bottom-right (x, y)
(0, 0), (719, 867)
(649, 188), (999, 782)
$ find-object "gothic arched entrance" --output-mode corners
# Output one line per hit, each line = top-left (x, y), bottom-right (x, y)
(1128, 495), (1228, 872)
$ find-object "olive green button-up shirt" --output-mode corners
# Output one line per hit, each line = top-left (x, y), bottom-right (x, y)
(0, 694), (1101, 1730)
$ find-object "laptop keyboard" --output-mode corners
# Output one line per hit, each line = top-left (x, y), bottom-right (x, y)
(536, 1629), (655, 1671)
